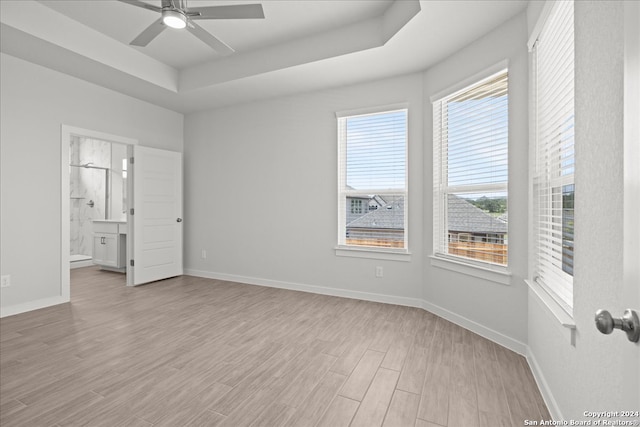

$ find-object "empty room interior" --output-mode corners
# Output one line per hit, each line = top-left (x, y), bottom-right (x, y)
(1, 1), (638, 426)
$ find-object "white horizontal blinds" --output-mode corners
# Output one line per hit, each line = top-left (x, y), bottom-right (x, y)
(533, 0), (575, 311)
(446, 73), (508, 190)
(433, 70), (509, 266)
(337, 117), (348, 245)
(433, 100), (446, 260)
(345, 110), (407, 190)
(338, 109), (407, 249)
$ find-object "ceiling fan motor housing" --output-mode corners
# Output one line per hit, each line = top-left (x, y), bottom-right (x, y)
(162, 9), (187, 29)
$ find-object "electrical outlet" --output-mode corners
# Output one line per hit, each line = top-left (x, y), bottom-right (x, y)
(375, 266), (383, 278)
(201, 249), (207, 259)
(1, 275), (10, 288)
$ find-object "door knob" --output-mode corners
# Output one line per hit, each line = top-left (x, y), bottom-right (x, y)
(594, 309), (640, 342)
(177, 218), (183, 222)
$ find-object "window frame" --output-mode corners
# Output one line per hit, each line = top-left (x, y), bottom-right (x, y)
(431, 64), (510, 277)
(529, 0), (575, 316)
(335, 104), (410, 260)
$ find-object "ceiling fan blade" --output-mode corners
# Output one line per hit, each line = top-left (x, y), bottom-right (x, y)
(117, 0), (162, 13)
(130, 18), (166, 47)
(187, 21), (235, 56)
(188, 4), (265, 20)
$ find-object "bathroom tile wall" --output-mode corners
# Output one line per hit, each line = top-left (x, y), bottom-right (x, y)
(69, 136), (110, 257)
(110, 143), (127, 222)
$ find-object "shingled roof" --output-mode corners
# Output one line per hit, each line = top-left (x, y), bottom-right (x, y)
(346, 194), (507, 234)
(346, 196), (404, 230)
(448, 195), (507, 234)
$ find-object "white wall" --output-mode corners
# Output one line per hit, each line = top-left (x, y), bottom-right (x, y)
(527, 1), (637, 420)
(2, 4), (634, 418)
(184, 73), (425, 305)
(422, 13), (530, 347)
(0, 53), (183, 315)
(184, 12), (531, 350)
(2, 10), (531, 353)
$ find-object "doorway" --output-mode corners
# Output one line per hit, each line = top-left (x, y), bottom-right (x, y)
(61, 125), (137, 297)
(61, 125), (184, 296)
(69, 135), (128, 269)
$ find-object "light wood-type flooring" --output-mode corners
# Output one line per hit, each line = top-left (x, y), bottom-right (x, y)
(1, 266), (551, 426)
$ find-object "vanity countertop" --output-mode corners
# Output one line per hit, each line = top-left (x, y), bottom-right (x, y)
(93, 220), (127, 235)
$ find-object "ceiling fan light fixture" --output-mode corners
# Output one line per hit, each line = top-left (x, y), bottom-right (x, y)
(162, 10), (187, 29)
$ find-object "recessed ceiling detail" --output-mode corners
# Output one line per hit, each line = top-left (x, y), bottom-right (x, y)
(0, 0), (528, 113)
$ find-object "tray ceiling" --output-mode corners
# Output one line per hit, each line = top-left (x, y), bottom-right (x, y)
(0, 0), (528, 112)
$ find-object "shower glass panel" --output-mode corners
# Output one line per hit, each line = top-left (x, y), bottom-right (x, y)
(69, 136), (111, 259)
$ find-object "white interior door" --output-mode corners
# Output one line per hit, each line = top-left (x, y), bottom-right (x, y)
(131, 145), (183, 286)
(621, 0), (640, 403)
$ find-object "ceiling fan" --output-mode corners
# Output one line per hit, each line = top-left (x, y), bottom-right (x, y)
(117, 0), (265, 56)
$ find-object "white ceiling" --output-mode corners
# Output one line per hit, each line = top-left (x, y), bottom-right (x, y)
(41, 0), (397, 69)
(0, 0), (528, 113)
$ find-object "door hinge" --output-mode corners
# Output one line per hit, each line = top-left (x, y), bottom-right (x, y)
(130, 208), (134, 215)
(129, 157), (134, 164)
(130, 260), (134, 267)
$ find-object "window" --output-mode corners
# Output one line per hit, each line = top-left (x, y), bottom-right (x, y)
(531, 0), (575, 312)
(337, 108), (408, 250)
(350, 199), (363, 215)
(433, 69), (509, 267)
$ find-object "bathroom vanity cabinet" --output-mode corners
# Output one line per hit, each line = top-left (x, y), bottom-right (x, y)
(92, 220), (127, 272)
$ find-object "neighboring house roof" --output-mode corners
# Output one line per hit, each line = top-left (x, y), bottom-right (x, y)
(370, 195), (387, 208)
(345, 193), (386, 204)
(448, 195), (507, 234)
(345, 194), (506, 234)
(346, 196), (404, 230)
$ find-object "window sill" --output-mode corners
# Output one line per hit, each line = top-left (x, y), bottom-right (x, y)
(525, 279), (575, 329)
(429, 254), (511, 285)
(335, 246), (412, 262)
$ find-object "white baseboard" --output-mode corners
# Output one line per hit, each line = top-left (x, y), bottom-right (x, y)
(184, 268), (526, 355)
(184, 268), (425, 308)
(526, 346), (563, 421)
(0, 295), (69, 318)
(419, 299), (527, 355)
